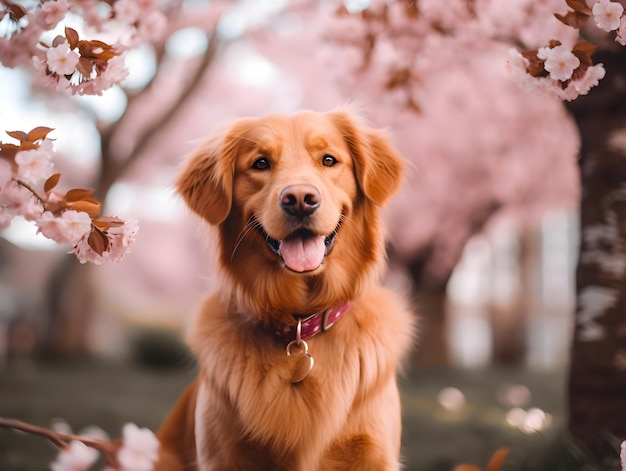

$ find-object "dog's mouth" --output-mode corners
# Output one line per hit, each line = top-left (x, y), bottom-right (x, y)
(258, 221), (342, 273)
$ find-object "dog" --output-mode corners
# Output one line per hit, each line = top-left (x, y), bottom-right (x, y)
(155, 110), (416, 470)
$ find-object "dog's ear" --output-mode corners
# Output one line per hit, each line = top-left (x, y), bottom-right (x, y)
(329, 110), (404, 207)
(177, 121), (249, 225)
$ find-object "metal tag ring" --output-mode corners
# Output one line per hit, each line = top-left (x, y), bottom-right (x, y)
(286, 339), (309, 356)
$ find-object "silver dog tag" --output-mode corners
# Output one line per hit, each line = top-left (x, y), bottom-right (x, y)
(286, 339), (314, 383)
(290, 352), (314, 384)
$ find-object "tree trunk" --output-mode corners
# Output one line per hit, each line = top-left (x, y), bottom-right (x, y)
(567, 47), (626, 451)
(42, 257), (93, 356)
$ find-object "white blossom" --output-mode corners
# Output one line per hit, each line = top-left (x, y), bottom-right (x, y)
(46, 41), (80, 76)
(592, 0), (624, 32)
(537, 45), (580, 82)
(15, 145), (55, 185)
(37, 210), (92, 246)
(116, 423), (159, 471)
(50, 441), (99, 471)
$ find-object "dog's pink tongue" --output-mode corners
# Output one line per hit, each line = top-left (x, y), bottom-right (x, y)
(280, 235), (326, 272)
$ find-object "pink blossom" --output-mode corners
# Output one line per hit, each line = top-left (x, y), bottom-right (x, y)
(50, 441), (99, 471)
(101, 55), (129, 86)
(0, 210), (15, 230)
(324, 15), (368, 43)
(0, 26), (41, 68)
(73, 236), (104, 265)
(506, 48), (532, 82)
(572, 63), (606, 96)
(71, 0), (103, 28)
(136, 10), (168, 43)
(621, 440), (626, 471)
(116, 423), (159, 471)
(73, 76), (108, 96)
(537, 44), (580, 82)
(33, 56), (72, 91)
(0, 180), (44, 221)
(37, 210), (92, 246)
(15, 145), (55, 185)
(72, 217), (138, 264)
(136, 0), (160, 11)
(33, 0), (70, 30)
(103, 217), (139, 263)
(46, 41), (80, 76)
(114, 0), (142, 24)
(592, 0), (624, 32)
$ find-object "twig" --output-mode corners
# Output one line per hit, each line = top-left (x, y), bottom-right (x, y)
(0, 417), (119, 467)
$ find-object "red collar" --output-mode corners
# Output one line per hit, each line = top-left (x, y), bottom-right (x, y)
(273, 302), (352, 343)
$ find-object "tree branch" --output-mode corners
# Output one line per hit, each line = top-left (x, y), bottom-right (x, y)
(0, 417), (119, 467)
(96, 27), (221, 198)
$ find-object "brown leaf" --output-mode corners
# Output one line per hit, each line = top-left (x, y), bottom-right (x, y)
(572, 41), (595, 75)
(6, 130), (28, 142)
(386, 67), (411, 89)
(52, 34), (66, 48)
(548, 39), (563, 48)
(27, 126), (54, 142)
(44, 173), (61, 193)
(88, 227), (109, 255)
(573, 40), (596, 55)
(93, 216), (124, 231)
(68, 200), (101, 216)
(404, 1), (420, 18)
(78, 40), (118, 61)
(65, 27), (79, 49)
(65, 188), (94, 202)
(521, 50), (547, 78)
(20, 142), (39, 151)
(0, 143), (20, 160)
(554, 11), (590, 28)
(76, 57), (93, 77)
(565, 0), (592, 14)
(485, 448), (510, 471)
(8, 4), (27, 21)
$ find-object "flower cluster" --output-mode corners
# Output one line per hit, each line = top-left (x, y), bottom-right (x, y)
(0, 418), (159, 471)
(51, 422), (159, 471)
(0, 0), (167, 95)
(0, 127), (137, 265)
(510, 0), (626, 100)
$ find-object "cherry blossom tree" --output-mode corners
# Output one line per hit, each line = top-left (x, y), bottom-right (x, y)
(313, 0), (626, 459)
(2, 0), (626, 464)
(1, 0), (226, 354)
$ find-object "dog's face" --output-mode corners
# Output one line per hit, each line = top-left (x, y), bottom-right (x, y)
(177, 110), (404, 320)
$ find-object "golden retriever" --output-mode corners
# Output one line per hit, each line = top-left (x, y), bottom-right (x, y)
(155, 110), (416, 471)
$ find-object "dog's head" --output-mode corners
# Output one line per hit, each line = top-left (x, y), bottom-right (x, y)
(177, 110), (404, 319)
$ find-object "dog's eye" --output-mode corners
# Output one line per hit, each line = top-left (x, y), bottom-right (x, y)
(252, 157), (271, 170)
(322, 154), (337, 167)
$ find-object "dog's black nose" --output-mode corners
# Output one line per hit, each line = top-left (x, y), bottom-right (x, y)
(279, 184), (320, 218)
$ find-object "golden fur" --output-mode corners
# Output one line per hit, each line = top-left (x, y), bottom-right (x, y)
(155, 110), (416, 471)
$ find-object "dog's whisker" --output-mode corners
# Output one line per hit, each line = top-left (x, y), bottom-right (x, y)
(230, 216), (260, 262)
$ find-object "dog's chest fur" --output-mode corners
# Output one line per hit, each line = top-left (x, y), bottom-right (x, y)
(187, 287), (414, 470)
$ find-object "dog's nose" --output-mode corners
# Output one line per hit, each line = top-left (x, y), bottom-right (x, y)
(279, 184), (321, 218)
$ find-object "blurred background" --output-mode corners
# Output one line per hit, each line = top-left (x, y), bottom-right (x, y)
(1, 1), (622, 470)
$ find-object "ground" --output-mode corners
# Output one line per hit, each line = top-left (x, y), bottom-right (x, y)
(0, 349), (619, 470)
